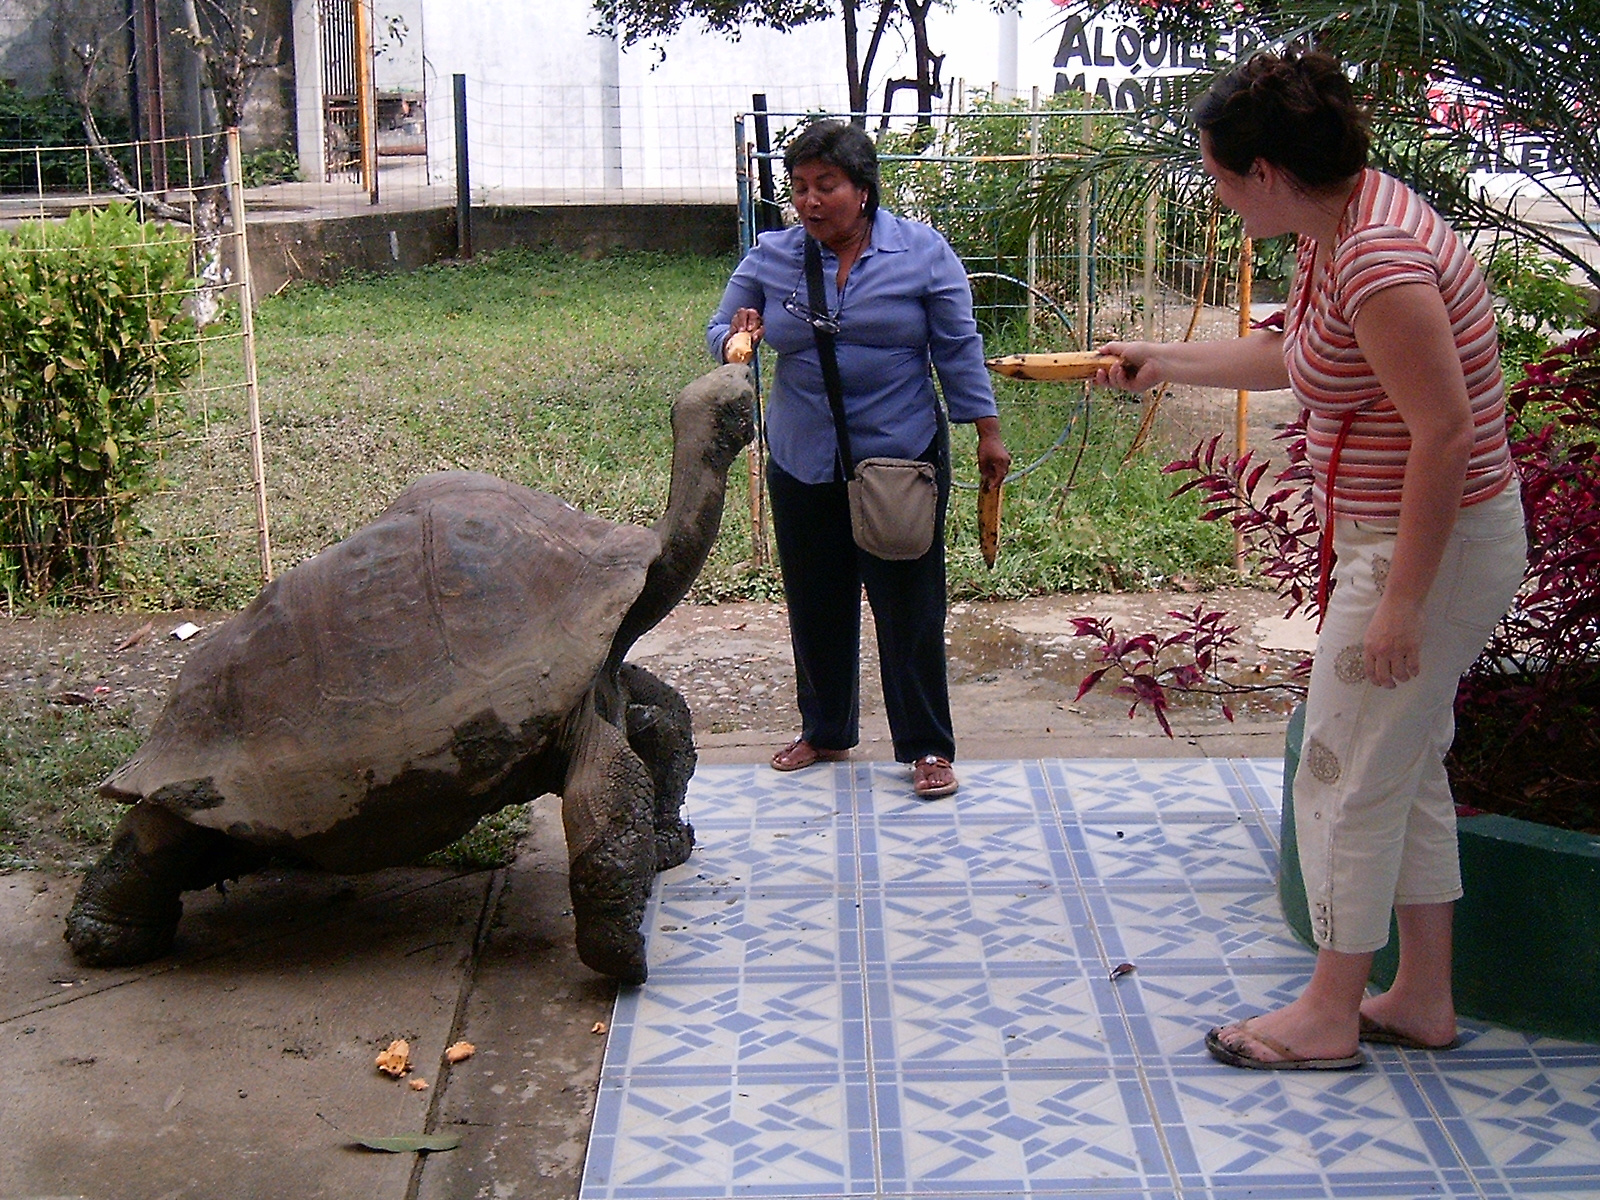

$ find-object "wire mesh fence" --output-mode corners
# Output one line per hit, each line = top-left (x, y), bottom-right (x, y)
(268, 79), (852, 213)
(0, 128), (269, 609)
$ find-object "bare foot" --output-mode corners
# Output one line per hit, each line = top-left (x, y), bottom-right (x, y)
(1214, 1000), (1360, 1064)
(1359, 993), (1458, 1050)
(1207, 1017), (1365, 1069)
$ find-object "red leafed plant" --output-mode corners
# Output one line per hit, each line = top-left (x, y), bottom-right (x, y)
(1070, 606), (1247, 735)
(1070, 420), (1319, 734)
(1073, 321), (1600, 832)
(1448, 324), (1600, 831)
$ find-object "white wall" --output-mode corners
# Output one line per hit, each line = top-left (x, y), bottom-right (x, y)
(289, 0), (1128, 197)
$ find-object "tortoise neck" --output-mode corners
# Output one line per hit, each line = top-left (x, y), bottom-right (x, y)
(606, 403), (734, 665)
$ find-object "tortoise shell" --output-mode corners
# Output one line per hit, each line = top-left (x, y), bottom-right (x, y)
(103, 471), (660, 861)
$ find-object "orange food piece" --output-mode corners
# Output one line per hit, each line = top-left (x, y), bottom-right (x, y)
(725, 331), (754, 364)
(375, 1038), (412, 1077)
(985, 351), (1121, 381)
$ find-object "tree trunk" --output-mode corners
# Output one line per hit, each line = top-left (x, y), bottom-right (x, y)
(905, 0), (940, 124)
(843, 0), (864, 119)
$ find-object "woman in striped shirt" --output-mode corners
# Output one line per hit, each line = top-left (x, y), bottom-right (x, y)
(1099, 49), (1527, 1071)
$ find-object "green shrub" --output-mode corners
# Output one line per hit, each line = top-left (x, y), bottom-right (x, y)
(0, 84), (135, 191)
(877, 94), (1114, 323)
(1486, 247), (1591, 382)
(241, 147), (301, 187)
(0, 204), (199, 601)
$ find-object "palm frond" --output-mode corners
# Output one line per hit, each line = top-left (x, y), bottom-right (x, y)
(1038, 0), (1599, 291)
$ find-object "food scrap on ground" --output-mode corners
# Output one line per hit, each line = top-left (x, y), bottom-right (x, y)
(375, 1039), (412, 1077)
(444, 1040), (476, 1064)
(591, 1021), (608, 1035)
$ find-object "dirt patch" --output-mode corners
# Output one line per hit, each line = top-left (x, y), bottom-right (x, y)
(1, 589), (1310, 748)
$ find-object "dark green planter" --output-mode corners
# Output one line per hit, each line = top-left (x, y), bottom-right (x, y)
(1279, 704), (1600, 1043)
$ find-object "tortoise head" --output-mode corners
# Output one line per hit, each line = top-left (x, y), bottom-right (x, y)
(673, 361), (756, 474)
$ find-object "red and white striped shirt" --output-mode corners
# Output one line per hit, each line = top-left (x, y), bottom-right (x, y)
(1284, 169), (1514, 524)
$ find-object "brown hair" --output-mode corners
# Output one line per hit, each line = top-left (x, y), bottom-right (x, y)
(1193, 48), (1370, 190)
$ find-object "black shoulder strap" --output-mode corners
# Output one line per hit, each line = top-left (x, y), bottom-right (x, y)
(805, 235), (854, 479)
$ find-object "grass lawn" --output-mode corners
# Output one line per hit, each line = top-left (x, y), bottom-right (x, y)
(126, 246), (1232, 610)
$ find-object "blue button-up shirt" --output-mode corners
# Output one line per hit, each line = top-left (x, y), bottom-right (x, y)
(707, 211), (997, 485)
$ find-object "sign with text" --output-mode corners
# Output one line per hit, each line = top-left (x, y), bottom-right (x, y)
(1049, 11), (1259, 110)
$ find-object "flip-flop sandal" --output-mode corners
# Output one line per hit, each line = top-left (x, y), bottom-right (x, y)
(1205, 1019), (1366, 1071)
(912, 754), (959, 799)
(1358, 1013), (1460, 1051)
(771, 738), (849, 773)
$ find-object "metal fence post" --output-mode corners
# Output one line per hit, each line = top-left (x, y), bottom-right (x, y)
(735, 113), (752, 256)
(455, 74), (473, 259)
(751, 94), (779, 233)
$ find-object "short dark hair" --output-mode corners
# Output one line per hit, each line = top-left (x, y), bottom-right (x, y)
(1193, 48), (1370, 191)
(783, 119), (881, 219)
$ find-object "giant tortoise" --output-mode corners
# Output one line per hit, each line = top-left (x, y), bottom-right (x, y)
(65, 363), (756, 984)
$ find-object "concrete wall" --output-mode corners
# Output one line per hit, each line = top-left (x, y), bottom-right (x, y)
(0, 0), (54, 92)
(242, 201), (737, 295)
(239, 0), (296, 152)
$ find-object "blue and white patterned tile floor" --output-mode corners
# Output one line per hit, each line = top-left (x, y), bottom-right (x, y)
(580, 759), (1600, 1200)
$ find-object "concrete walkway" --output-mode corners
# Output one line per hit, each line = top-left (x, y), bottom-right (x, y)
(8, 726), (1600, 1198)
(1, 716), (1284, 1200)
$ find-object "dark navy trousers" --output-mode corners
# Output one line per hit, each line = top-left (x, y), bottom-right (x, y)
(766, 438), (956, 764)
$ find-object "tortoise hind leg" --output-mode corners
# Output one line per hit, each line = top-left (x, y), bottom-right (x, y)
(66, 801), (255, 967)
(619, 662), (696, 870)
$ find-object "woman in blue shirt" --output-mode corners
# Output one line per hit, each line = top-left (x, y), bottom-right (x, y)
(708, 119), (1010, 799)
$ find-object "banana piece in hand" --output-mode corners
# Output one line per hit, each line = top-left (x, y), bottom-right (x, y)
(978, 484), (1002, 569)
(725, 330), (754, 363)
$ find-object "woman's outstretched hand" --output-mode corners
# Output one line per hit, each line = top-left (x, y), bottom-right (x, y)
(1095, 341), (1164, 391)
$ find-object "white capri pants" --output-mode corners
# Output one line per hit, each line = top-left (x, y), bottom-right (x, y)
(1293, 484), (1526, 953)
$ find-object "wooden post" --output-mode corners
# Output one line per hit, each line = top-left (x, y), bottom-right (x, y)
(353, 0), (378, 203)
(1076, 113), (1093, 349)
(227, 128), (273, 584)
(1026, 86), (1039, 339)
(1235, 236), (1253, 572)
(139, 0), (168, 193)
(1142, 188), (1158, 342)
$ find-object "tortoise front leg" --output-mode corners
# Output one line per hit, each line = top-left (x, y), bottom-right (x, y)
(65, 802), (247, 967)
(561, 706), (659, 985)
(619, 662), (697, 870)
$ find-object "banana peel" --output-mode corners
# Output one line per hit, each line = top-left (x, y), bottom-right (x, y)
(985, 351), (1120, 381)
(978, 483), (1002, 569)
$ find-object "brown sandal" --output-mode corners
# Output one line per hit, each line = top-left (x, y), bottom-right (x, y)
(771, 738), (849, 773)
(912, 754), (959, 799)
